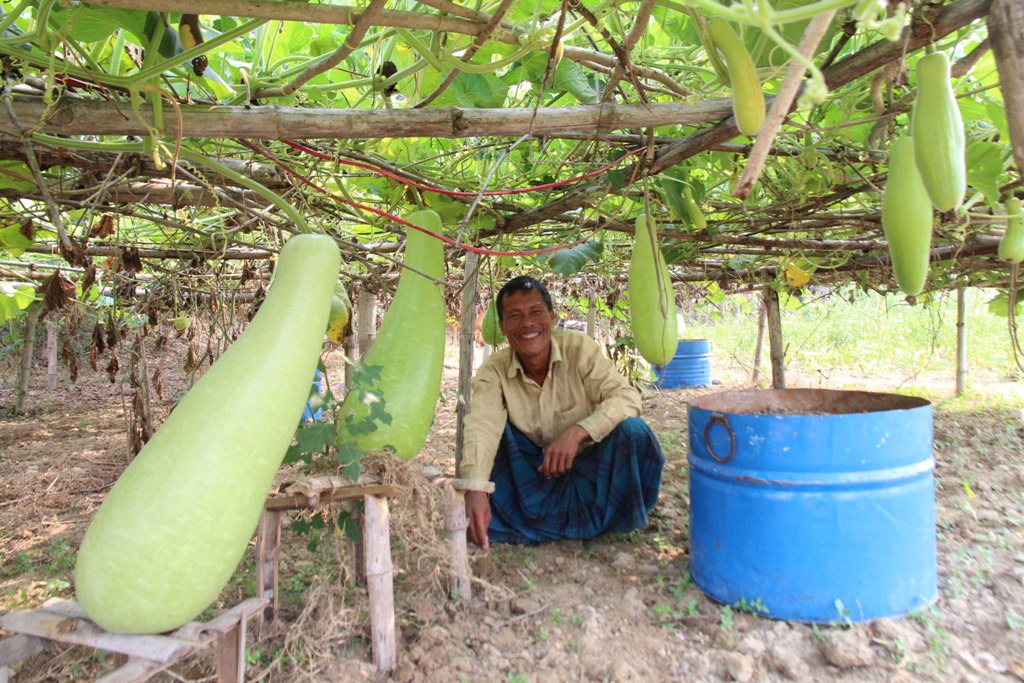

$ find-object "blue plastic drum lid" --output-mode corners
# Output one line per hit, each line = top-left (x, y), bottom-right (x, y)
(655, 339), (711, 389)
(688, 388), (936, 623)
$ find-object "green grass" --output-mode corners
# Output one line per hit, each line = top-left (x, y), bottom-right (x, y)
(685, 286), (1022, 384)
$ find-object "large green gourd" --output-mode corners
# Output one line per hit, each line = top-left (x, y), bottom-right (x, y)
(911, 51), (966, 212)
(337, 210), (446, 458)
(629, 215), (678, 366)
(75, 234), (341, 634)
(481, 298), (505, 346)
(882, 137), (934, 296)
(999, 197), (1024, 264)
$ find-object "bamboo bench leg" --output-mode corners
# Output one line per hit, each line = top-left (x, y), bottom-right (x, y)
(362, 494), (395, 674)
(444, 487), (472, 602)
(254, 510), (281, 640)
(215, 613), (246, 683)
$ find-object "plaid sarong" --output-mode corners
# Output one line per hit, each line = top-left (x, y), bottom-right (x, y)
(488, 417), (665, 545)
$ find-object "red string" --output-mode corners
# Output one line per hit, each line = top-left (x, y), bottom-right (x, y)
(281, 139), (643, 197)
(238, 139), (596, 257)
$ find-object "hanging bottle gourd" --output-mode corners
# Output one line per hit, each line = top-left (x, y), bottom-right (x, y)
(882, 137), (934, 297)
(75, 234), (341, 634)
(336, 210), (446, 459)
(629, 215), (678, 366)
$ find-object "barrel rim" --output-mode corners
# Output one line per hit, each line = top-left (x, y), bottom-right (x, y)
(688, 388), (930, 416)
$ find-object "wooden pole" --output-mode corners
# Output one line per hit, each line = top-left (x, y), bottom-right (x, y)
(752, 299), (767, 384)
(444, 487), (472, 602)
(763, 288), (786, 389)
(254, 510), (281, 639)
(356, 287), (378, 360)
(956, 287), (968, 396)
(14, 304), (40, 415)
(45, 322), (58, 391)
(455, 252), (480, 477)
(362, 495), (395, 674)
(586, 288), (598, 340)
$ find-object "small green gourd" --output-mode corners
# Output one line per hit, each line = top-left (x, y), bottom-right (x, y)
(911, 51), (966, 212)
(998, 197), (1024, 264)
(481, 298), (505, 345)
(629, 215), (678, 366)
(882, 137), (934, 296)
(707, 17), (766, 137)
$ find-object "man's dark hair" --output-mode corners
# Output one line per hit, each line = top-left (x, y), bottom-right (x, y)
(496, 276), (553, 320)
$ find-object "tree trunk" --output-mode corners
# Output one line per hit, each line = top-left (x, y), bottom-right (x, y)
(45, 322), (58, 391)
(14, 305), (41, 415)
(763, 288), (786, 390)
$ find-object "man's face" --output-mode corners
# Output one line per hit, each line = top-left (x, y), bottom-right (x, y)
(499, 288), (557, 364)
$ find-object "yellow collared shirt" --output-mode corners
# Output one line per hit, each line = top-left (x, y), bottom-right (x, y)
(459, 329), (642, 483)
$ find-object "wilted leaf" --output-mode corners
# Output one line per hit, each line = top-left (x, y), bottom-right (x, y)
(41, 270), (76, 315)
(105, 352), (120, 383)
(91, 213), (116, 237)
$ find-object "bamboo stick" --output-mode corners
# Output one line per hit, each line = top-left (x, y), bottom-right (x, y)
(956, 288), (968, 396)
(752, 299), (767, 384)
(455, 252), (480, 476)
(0, 98), (734, 140)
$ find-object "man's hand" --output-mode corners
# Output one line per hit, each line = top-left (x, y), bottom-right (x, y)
(466, 490), (491, 550)
(539, 424), (591, 478)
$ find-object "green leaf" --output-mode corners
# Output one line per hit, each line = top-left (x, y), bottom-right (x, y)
(554, 60), (598, 105)
(0, 223), (34, 256)
(542, 239), (603, 276)
(452, 72), (507, 108)
(0, 283), (36, 325)
(966, 140), (1006, 206)
(0, 162), (36, 193)
(337, 510), (361, 542)
(986, 292), (1024, 318)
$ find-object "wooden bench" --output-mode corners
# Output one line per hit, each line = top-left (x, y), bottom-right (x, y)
(255, 471), (494, 673)
(0, 597), (266, 683)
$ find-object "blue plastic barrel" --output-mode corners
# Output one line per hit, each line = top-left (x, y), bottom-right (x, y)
(655, 339), (711, 388)
(688, 389), (936, 623)
(301, 369), (324, 422)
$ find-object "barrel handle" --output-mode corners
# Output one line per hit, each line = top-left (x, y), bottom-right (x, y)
(703, 413), (736, 463)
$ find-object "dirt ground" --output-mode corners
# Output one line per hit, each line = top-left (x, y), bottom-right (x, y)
(2, 337), (1024, 682)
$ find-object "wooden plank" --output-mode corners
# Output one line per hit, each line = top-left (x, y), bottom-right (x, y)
(95, 657), (171, 683)
(363, 495), (396, 673)
(0, 634), (49, 666)
(424, 475), (495, 494)
(255, 510), (281, 638)
(264, 483), (406, 510)
(199, 598), (267, 636)
(0, 611), (194, 664)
